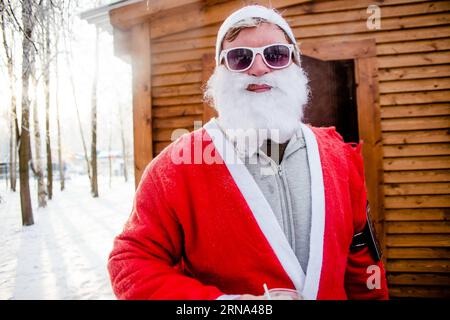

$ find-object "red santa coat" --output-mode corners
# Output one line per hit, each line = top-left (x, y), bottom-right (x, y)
(108, 118), (389, 300)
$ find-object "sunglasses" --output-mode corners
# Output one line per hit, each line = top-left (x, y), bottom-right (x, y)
(219, 43), (294, 72)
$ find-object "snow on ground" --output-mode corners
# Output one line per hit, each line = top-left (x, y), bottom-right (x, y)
(0, 175), (135, 300)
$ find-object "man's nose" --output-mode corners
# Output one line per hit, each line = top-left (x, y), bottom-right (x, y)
(247, 53), (271, 77)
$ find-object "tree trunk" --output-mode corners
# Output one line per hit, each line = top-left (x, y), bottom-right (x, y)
(118, 103), (128, 183)
(9, 94), (17, 192)
(90, 26), (99, 197)
(1, 6), (18, 192)
(8, 65), (18, 192)
(31, 54), (47, 208)
(8, 121), (12, 190)
(44, 3), (52, 200)
(19, 0), (35, 226)
(55, 39), (64, 191)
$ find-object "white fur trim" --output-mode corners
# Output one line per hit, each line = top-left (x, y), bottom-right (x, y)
(299, 123), (325, 300)
(204, 118), (306, 293)
(215, 5), (301, 66)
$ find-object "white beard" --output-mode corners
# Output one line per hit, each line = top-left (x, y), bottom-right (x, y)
(204, 63), (310, 157)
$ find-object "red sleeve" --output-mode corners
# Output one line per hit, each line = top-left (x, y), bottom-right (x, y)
(344, 142), (389, 300)
(107, 164), (224, 300)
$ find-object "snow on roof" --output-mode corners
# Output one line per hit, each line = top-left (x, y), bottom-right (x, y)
(79, 0), (142, 34)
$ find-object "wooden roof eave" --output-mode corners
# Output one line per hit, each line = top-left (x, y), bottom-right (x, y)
(109, 0), (312, 41)
(109, 0), (203, 31)
(109, 0), (313, 59)
(109, 0), (205, 58)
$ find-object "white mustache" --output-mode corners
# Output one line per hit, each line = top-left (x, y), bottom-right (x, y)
(228, 71), (280, 90)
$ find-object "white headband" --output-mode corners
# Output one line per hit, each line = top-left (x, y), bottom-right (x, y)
(215, 5), (301, 66)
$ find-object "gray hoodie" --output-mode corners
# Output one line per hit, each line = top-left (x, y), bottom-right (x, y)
(241, 126), (312, 272)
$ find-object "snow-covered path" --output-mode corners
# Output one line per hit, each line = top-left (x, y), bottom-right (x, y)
(0, 176), (135, 300)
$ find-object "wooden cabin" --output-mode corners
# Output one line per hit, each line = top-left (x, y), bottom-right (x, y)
(85, 0), (450, 299)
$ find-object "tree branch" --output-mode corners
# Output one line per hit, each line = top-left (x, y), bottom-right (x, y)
(5, 0), (38, 52)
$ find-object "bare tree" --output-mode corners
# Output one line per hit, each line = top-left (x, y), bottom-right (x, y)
(19, 0), (36, 226)
(43, 0), (52, 200)
(90, 25), (99, 197)
(54, 35), (64, 190)
(36, 0), (67, 192)
(31, 43), (47, 208)
(1, 3), (18, 192)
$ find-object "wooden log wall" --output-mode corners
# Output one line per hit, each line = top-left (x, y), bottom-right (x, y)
(148, 0), (450, 298)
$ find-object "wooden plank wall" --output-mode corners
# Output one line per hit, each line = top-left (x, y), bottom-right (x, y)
(149, 0), (450, 298)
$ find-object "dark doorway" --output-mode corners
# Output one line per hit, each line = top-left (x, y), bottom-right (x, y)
(301, 55), (358, 143)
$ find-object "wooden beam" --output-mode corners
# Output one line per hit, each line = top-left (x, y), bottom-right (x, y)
(131, 22), (153, 188)
(387, 273), (450, 286)
(389, 286), (450, 299)
(152, 83), (202, 98)
(385, 208), (450, 221)
(354, 55), (386, 256)
(110, 0), (429, 32)
(384, 183), (450, 196)
(285, 1), (450, 27)
(377, 51), (450, 69)
(384, 170), (450, 184)
(153, 104), (204, 119)
(385, 221), (450, 233)
(149, 0), (311, 39)
(153, 95), (203, 107)
(379, 78), (450, 94)
(384, 156), (450, 171)
(153, 61), (203, 76)
(382, 129), (450, 145)
(301, 39), (376, 60)
(381, 116), (450, 131)
(282, 0), (428, 17)
(152, 72), (203, 87)
(292, 12), (450, 40)
(381, 104), (450, 119)
(381, 90), (450, 105)
(296, 25), (450, 45)
(379, 65), (450, 82)
(384, 195), (450, 209)
(153, 115), (202, 129)
(386, 247), (450, 259)
(383, 143), (450, 158)
(386, 236), (450, 248)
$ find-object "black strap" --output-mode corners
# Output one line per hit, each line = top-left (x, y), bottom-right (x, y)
(350, 202), (382, 262)
(350, 229), (367, 250)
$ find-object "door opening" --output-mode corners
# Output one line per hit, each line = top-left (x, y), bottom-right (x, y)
(301, 55), (358, 143)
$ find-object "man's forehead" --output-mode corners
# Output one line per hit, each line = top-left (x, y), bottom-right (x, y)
(222, 22), (289, 49)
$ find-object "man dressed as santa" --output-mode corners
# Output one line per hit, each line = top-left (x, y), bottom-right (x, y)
(108, 5), (389, 300)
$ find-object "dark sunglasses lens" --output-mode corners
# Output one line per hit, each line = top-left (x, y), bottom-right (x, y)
(227, 48), (253, 70)
(264, 45), (290, 67)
